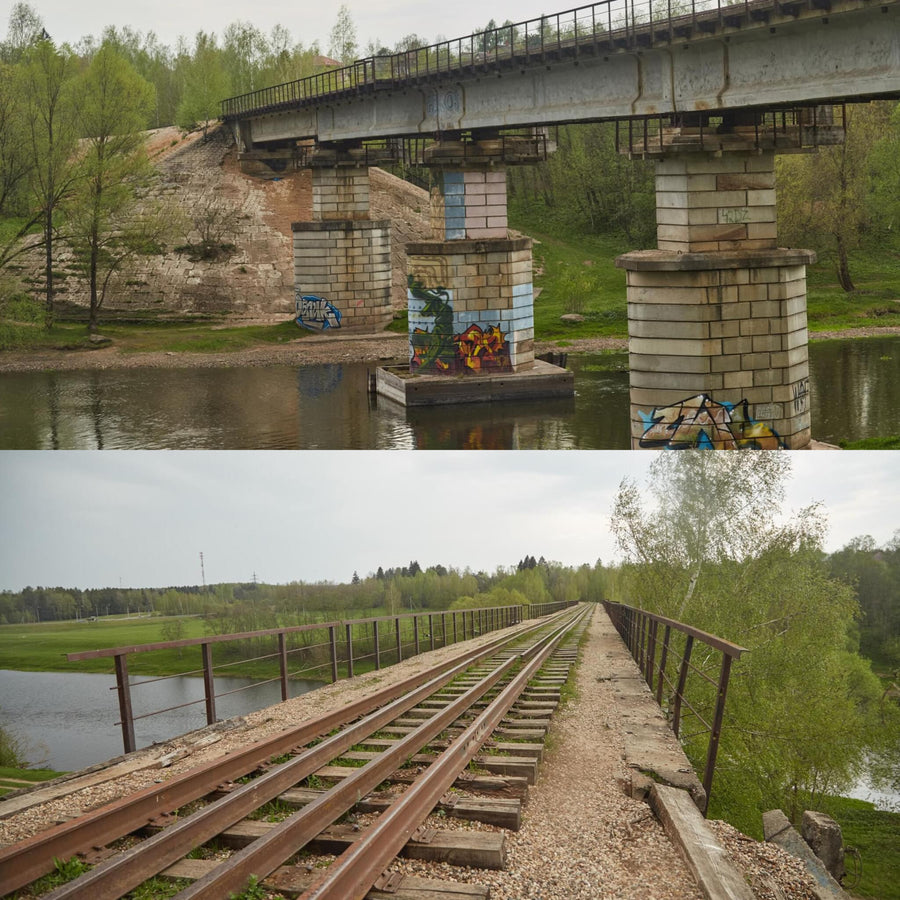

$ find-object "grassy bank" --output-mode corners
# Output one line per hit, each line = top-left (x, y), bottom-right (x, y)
(2, 233), (899, 352)
(822, 796), (900, 900)
(0, 766), (64, 797)
(0, 616), (210, 675)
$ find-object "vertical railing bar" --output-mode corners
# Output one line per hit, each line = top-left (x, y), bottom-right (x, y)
(656, 624), (671, 705)
(374, 620), (381, 670)
(702, 653), (734, 811)
(672, 634), (694, 737)
(346, 622), (354, 679)
(114, 653), (136, 754)
(202, 642), (216, 725)
(329, 625), (339, 683)
(278, 632), (289, 702)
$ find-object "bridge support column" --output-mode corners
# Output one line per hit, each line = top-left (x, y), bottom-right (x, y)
(291, 151), (392, 331)
(405, 141), (536, 375)
(618, 144), (815, 449)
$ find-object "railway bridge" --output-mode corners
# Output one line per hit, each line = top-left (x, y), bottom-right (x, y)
(221, 0), (900, 447)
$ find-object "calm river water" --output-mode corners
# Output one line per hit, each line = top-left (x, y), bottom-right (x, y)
(0, 337), (897, 448)
(0, 669), (319, 771)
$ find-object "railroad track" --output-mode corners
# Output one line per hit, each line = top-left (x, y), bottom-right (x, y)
(2, 605), (590, 900)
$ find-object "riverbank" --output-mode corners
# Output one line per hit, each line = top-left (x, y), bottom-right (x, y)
(1, 322), (898, 374)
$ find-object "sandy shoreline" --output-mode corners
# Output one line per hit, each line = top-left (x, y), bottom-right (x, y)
(0, 326), (897, 374)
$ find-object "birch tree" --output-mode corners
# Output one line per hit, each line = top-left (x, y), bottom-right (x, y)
(610, 453), (896, 834)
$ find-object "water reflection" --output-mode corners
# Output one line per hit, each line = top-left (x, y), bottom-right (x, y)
(0, 337), (896, 448)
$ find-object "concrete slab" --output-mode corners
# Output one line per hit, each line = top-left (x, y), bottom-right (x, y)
(373, 360), (574, 407)
(595, 613), (707, 810)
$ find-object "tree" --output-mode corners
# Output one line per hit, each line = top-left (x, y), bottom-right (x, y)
(68, 44), (157, 332)
(1, 2), (44, 63)
(222, 21), (268, 95)
(328, 5), (357, 64)
(176, 32), (230, 137)
(16, 38), (79, 328)
(610, 453), (896, 835)
(777, 102), (897, 292)
(0, 61), (32, 216)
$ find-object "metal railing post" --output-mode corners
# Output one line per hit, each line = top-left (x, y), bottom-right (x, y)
(329, 625), (339, 683)
(346, 622), (354, 678)
(278, 633), (289, 702)
(114, 653), (136, 754)
(374, 620), (381, 670)
(429, 614), (435, 651)
(414, 615), (420, 655)
(672, 634), (694, 737)
(703, 653), (735, 805)
(395, 616), (403, 663)
(656, 624), (671, 706)
(202, 642), (217, 725)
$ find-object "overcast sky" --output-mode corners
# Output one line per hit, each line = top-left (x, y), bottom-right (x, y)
(0, 452), (897, 592)
(12, 0), (560, 55)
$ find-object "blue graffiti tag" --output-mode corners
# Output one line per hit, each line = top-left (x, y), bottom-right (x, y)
(296, 294), (342, 331)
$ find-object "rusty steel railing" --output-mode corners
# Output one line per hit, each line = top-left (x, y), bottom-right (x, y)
(67, 601), (576, 755)
(221, 0), (822, 120)
(602, 600), (746, 810)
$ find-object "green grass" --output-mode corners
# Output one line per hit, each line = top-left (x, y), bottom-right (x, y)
(800, 242), (900, 334)
(0, 617), (212, 675)
(522, 225), (631, 342)
(821, 796), (900, 900)
(840, 436), (900, 450)
(509, 214), (900, 343)
(0, 765), (64, 796)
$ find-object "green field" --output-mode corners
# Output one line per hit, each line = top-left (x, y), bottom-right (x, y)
(0, 617), (210, 675)
(823, 796), (900, 900)
(0, 766), (63, 797)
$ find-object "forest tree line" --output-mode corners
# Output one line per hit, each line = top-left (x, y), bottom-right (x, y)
(0, 556), (602, 630)
(3, 533), (898, 669)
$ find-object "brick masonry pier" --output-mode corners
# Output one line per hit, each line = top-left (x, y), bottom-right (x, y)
(618, 137), (819, 450)
(292, 154), (393, 332)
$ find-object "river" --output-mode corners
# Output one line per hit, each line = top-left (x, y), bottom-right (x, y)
(0, 337), (897, 449)
(0, 669), (320, 771)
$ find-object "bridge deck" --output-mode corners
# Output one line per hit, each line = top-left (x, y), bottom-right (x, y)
(222, 0), (900, 146)
(0, 610), (823, 899)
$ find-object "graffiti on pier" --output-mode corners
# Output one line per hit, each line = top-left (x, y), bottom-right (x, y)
(409, 277), (455, 372)
(454, 324), (510, 372)
(793, 379), (810, 413)
(296, 293), (341, 331)
(408, 277), (511, 374)
(638, 394), (785, 450)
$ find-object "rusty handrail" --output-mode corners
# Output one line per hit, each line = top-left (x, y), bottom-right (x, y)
(601, 600), (746, 811)
(68, 601), (576, 756)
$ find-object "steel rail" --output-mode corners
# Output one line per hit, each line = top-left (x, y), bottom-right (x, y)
(170, 646), (534, 899)
(0, 614), (562, 896)
(34, 633), (539, 900)
(300, 606), (590, 900)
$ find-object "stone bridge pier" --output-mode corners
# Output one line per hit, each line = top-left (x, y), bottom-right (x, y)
(405, 137), (537, 375)
(291, 147), (392, 332)
(617, 116), (843, 450)
(375, 134), (573, 405)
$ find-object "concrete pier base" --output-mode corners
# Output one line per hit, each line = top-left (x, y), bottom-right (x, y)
(374, 359), (574, 407)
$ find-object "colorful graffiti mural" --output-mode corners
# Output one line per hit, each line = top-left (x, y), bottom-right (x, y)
(638, 394), (785, 449)
(296, 293), (341, 331)
(407, 276), (511, 375)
